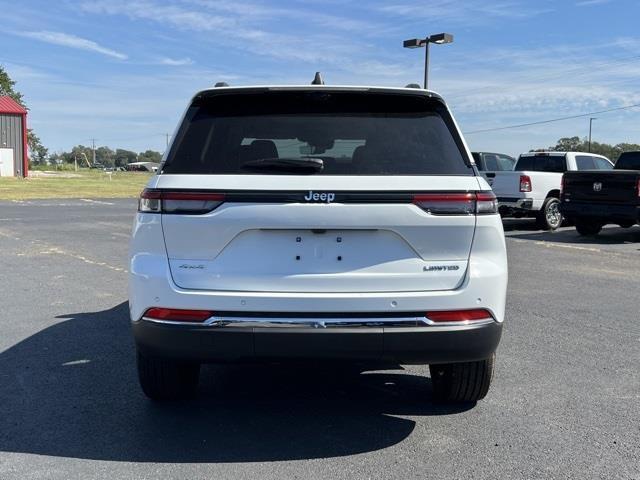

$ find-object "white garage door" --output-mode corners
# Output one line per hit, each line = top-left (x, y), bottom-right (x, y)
(0, 148), (15, 176)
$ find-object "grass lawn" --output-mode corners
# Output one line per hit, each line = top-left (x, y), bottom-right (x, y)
(0, 170), (153, 200)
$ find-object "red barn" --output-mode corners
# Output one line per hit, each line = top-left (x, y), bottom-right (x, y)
(0, 96), (28, 177)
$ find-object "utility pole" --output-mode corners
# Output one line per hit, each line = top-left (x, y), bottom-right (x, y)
(165, 133), (170, 148)
(588, 118), (597, 153)
(91, 138), (97, 166)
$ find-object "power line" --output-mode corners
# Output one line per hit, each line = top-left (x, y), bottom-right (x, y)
(464, 102), (640, 135)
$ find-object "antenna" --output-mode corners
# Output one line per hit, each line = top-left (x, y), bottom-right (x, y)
(214, 82), (229, 87)
(311, 72), (325, 85)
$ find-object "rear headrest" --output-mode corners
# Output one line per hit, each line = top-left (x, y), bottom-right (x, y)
(352, 145), (367, 167)
(250, 140), (278, 160)
(237, 145), (253, 163)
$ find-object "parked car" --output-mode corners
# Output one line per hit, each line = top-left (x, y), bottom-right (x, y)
(560, 151), (640, 235)
(126, 161), (160, 172)
(129, 83), (507, 403)
(488, 151), (613, 230)
(472, 152), (516, 172)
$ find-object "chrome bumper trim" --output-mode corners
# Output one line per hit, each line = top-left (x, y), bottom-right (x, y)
(139, 316), (495, 328)
(497, 198), (534, 210)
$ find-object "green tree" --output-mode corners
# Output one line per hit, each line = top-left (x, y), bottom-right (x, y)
(613, 142), (640, 161)
(27, 130), (48, 164)
(0, 65), (26, 107)
(48, 152), (62, 165)
(114, 148), (138, 167)
(1, 65), (48, 166)
(61, 145), (93, 166)
(138, 150), (162, 163)
(551, 136), (582, 152)
(544, 136), (640, 162)
(95, 146), (115, 167)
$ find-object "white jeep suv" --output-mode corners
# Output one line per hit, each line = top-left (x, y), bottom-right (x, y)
(129, 85), (507, 402)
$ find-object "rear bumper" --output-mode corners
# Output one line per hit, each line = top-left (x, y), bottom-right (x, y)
(497, 197), (535, 215)
(128, 213), (508, 365)
(132, 317), (502, 365)
(560, 201), (640, 223)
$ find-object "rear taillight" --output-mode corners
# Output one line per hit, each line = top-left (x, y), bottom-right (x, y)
(425, 309), (494, 324)
(519, 175), (532, 192)
(139, 189), (225, 214)
(413, 192), (497, 215)
(476, 192), (498, 214)
(143, 308), (214, 322)
(637, 179), (640, 197)
(560, 175), (565, 196)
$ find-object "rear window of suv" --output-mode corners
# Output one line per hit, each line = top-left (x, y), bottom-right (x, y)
(515, 155), (566, 172)
(162, 90), (473, 176)
(615, 152), (640, 170)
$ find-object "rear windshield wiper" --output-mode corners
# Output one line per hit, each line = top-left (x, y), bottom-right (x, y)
(240, 157), (324, 174)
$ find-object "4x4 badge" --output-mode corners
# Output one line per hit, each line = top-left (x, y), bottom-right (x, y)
(593, 182), (602, 192)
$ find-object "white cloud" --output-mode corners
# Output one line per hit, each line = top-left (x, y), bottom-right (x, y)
(612, 37), (640, 51)
(78, 1), (372, 64)
(159, 57), (194, 66)
(80, 1), (243, 33)
(576, 0), (613, 6)
(19, 31), (127, 60)
(376, 0), (551, 23)
(182, 0), (378, 32)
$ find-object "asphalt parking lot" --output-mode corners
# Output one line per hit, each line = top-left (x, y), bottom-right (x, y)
(1, 199), (638, 480)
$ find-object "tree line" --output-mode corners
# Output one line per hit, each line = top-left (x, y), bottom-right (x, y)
(48, 145), (162, 168)
(536, 137), (640, 162)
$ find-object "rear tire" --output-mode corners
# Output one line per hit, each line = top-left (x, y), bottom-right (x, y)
(136, 350), (200, 401)
(429, 354), (494, 403)
(536, 197), (562, 231)
(575, 219), (603, 236)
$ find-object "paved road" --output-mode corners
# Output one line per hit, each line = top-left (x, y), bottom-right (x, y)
(0, 199), (638, 480)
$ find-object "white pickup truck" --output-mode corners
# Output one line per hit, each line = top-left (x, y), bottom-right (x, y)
(486, 151), (613, 230)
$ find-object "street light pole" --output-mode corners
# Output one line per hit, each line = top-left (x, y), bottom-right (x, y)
(423, 41), (430, 89)
(404, 33), (453, 90)
(588, 117), (597, 153)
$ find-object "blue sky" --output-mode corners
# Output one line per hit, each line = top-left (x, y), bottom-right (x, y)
(1, 0), (639, 157)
